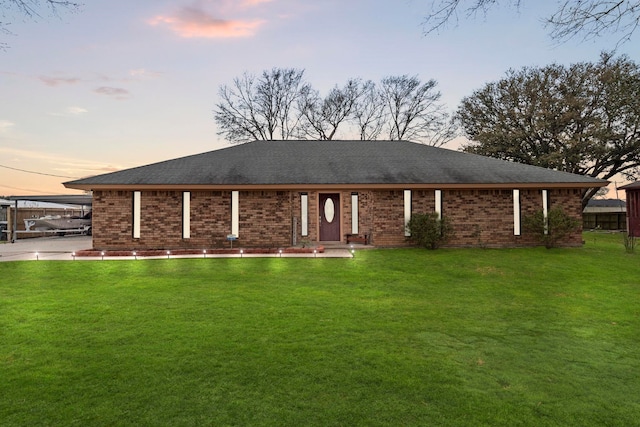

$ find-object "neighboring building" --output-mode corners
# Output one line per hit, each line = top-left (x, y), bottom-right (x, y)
(0, 199), (9, 241)
(64, 140), (607, 250)
(620, 182), (640, 237)
(582, 199), (626, 231)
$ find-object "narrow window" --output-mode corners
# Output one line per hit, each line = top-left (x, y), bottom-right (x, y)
(133, 191), (141, 239)
(183, 191), (190, 239)
(542, 189), (549, 235)
(435, 189), (442, 220)
(301, 193), (308, 237)
(351, 192), (359, 235)
(513, 189), (521, 236)
(231, 190), (239, 237)
(404, 189), (412, 236)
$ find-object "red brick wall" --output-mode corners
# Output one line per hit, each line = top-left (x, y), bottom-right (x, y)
(91, 187), (585, 250)
(443, 189), (516, 247)
(94, 190), (294, 250)
(413, 190), (436, 213)
(189, 191), (231, 247)
(371, 190), (406, 246)
(238, 191), (292, 247)
(92, 190), (133, 249)
(548, 188), (584, 246)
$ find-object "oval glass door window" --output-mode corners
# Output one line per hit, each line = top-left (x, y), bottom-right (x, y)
(324, 198), (335, 223)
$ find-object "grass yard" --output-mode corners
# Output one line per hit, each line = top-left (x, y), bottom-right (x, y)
(1, 233), (639, 426)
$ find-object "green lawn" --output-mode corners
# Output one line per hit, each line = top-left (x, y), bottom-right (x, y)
(1, 233), (639, 426)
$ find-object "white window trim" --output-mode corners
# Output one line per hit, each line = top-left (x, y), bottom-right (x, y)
(351, 193), (359, 235)
(183, 191), (191, 239)
(513, 189), (521, 236)
(404, 190), (412, 237)
(542, 189), (549, 235)
(435, 189), (442, 220)
(301, 193), (308, 237)
(231, 190), (239, 237)
(133, 191), (141, 239)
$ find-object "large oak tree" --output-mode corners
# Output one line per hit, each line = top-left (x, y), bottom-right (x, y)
(457, 52), (640, 208)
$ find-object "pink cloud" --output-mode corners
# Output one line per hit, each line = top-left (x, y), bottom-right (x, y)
(39, 76), (82, 87)
(149, 5), (265, 38)
(94, 86), (131, 100)
(241, 0), (273, 6)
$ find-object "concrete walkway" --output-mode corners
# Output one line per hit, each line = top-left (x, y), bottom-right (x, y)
(0, 236), (354, 262)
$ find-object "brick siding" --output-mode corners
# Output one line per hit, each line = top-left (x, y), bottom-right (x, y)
(91, 188), (585, 250)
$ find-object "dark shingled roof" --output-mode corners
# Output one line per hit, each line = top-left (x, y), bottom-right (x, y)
(620, 181), (640, 190)
(586, 198), (626, 208)
(64, 140), (607, 188)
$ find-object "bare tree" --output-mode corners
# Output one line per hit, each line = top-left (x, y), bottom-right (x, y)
(352, 80), (386, 140)
(214, 68), (311, 143)
(299, 79), (365, 140)
(215, 70), (456, 145)
(421, 0), (640, 45)
(1, 0), (81, 49)
(380, 75), (455, 146)
(548, 1), (640, 45)
(422, 0), (521, 35)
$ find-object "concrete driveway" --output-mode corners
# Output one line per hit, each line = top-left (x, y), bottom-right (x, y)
(0, 235), (93, 262)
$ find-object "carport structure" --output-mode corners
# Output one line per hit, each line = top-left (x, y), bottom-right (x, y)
(6, 194), (92, 242)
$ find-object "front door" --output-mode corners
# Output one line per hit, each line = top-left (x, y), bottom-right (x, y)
(319, 193), (340, 241)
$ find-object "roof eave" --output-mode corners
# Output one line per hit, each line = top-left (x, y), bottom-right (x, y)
(64, 181), (608, 192)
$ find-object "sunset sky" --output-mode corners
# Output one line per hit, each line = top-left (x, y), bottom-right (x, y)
(1, 0), (637, 197)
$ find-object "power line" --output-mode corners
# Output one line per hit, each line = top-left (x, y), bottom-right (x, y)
(0, 183), (58, 194)
(0, 163), (77, 179)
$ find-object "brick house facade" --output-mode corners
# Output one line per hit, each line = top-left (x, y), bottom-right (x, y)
(66, 140), (604, 250)
(88, 187), (584, 250)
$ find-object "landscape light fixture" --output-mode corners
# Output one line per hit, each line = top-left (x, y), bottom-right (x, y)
(35, 252), (39, 261)
(313, 249), (317, 258)
(133, 251), (137, 260)
(240, 249), (243, 258)
(101, 251), (105, 260)
(72, 252), (76, 261)
(279, 249), (282, 258)
(167, 250), (170, 259)
(203, 249), (207, 258)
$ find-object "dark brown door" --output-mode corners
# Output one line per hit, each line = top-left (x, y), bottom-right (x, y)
(319, 193), (340, 241)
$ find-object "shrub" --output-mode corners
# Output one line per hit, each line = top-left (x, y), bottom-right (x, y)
(406, 213), (453, 249)
(522, 207), (580, 248)
(623, 233), (636, 253)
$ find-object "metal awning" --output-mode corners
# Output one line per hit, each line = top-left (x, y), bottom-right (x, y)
(4, 195), (92, 242)
(8, 194), (93, 206)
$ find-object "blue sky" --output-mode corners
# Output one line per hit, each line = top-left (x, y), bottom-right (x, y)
(0, 0), (637, 195)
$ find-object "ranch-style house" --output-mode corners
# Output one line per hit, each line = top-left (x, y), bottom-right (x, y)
(64, 140), (607, 250)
